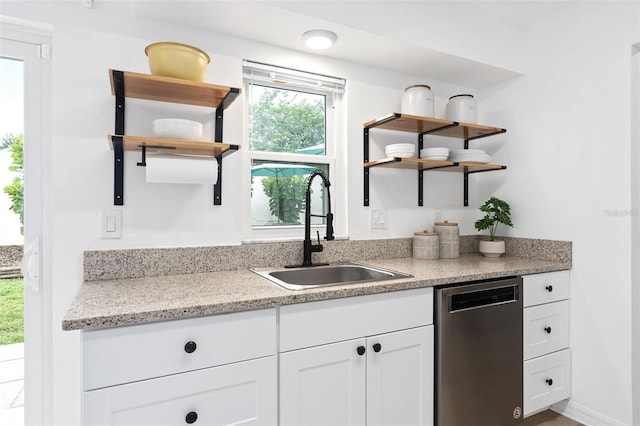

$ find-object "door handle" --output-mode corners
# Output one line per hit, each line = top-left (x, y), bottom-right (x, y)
(21, 236), (40, 292)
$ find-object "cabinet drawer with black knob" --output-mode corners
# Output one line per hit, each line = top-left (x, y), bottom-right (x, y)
(523, 348), (571, 416)
(523, 300), (569, 360)
(82, 308), (276, 390)
(83, 355), (277, 426)
(523, 270), (570, 307)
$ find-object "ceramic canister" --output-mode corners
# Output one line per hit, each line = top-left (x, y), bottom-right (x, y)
(413, 231), (439, 260)
(433, 221), (459, 259)
(401, 84), (434, 118)
(445, 94), (477, 124)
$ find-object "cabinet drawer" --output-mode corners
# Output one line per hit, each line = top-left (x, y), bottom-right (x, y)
(83, 356), (277, 426)
(280, 288), (433, 352)
(83, 308), (276, 390)
(524, 300), (569, 360)
(523, 271), (570, 307)
(524, 349), (571, 417)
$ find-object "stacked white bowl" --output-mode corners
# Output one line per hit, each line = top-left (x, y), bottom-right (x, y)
(449, 149), (491, 163)
(420, 147), (449, 161)
(385, 143), (415, 158)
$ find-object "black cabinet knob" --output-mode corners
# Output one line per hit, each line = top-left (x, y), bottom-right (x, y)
(545, 285), (553, 292)
(373, 343), (382, 353)
(546, 378), (553, 386)
(357, 346), (366, 356)
(185, 411), (198, 424)
(184, 341), (197, 354)
(544, 327), (552, 334)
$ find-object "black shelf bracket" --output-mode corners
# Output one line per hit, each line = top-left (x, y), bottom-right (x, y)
(112, 70), (125, 135)
(112, 136), (124, 206)
(214, 105), (225, 205)
(364, 127), (370, 206)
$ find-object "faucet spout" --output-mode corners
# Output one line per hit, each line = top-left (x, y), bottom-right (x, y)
(287, 170), (334, 268)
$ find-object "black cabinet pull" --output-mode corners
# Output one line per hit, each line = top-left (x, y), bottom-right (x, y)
(545, 285), (553, 292)
(372, 343), (382, 353)
(184, 341), (197, 354)
(357, 346), (366, 356)
(546, 378), (553, 386)
(185, 411), (198, 424)
(544, 327), (552, 334)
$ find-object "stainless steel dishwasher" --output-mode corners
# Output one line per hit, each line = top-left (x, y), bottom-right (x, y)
(435, 277), (523, 426)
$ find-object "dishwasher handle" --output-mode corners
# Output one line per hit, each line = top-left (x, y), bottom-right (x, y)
(449, 284), (519, 313)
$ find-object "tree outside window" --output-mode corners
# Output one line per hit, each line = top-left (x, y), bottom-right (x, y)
(1, 133), (24, 233)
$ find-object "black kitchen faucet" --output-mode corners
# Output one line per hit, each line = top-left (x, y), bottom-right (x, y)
(286, 170), (334, 268)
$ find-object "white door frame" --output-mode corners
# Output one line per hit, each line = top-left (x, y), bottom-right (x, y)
(0, 16), (53, 426)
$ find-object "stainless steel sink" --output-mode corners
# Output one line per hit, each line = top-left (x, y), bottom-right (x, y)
(251, 264), (412, 291)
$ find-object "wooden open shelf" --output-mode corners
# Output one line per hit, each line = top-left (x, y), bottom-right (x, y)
(108, 135), (238, 157)
(365, 157), (506, 173)
(364, 113), (506, 140)
(109, 69), (240, 108)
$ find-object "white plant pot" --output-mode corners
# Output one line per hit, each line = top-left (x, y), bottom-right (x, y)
(479, 240), (505, 258)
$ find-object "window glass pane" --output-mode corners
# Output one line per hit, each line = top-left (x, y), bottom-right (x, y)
(251, 160), (329, 227)
(248, 84), (326, 155)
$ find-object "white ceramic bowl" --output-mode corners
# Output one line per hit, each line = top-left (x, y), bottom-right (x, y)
(386, 143), (415, 151)
(421, 154), (448, 161)
(387, 151), (415, 158)
(152, 118), (203, 140)
(420, 147), (449, 156)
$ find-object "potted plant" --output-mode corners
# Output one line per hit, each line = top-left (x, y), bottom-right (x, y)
(474, 196), (513, 257)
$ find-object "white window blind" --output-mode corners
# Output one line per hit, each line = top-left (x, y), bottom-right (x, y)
(243, 60), (346, 94)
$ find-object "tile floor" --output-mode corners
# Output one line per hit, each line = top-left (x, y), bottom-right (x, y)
(0, 343), (23, 426)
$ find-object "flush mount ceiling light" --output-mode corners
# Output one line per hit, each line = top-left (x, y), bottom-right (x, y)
(302, 30), (337, 50)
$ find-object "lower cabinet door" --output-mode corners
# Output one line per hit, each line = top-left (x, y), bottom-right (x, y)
(367, 326), (434, 426)
(83, 356), (277, 426)
(524, 349), (571, 417)
(279, 339), (366, 426)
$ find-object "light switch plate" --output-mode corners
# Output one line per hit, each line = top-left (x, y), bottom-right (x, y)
(101, 210), (122, 239)
(370, 209), (387, 229)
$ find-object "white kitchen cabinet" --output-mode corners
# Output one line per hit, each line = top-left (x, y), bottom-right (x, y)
(279, 288), (434, 426)
(84, 355), (277, 426)
(280, 339), (366, 426)
(522, 271), (571, 417)
(81, 308), (277, 425)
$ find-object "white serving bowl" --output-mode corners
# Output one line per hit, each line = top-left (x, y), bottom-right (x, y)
(421, 154), (448, 161)
(152, 118), (203, 140)
(386, 143), (415, 151)
(420, 147), (449, 156)
(387, 151), (415, 158)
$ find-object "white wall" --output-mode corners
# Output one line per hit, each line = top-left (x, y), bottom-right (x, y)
(1, 2), (493, 424)
(480, 2), (640, 424)
(5, 1), (640, 425)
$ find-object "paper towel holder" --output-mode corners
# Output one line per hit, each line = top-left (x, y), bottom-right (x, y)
(136, 145), (176, 167)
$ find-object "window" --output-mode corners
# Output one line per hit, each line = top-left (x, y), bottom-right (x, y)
(243, 61), (345, 239)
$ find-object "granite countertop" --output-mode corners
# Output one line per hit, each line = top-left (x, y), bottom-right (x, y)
(62, 254), (570, 331)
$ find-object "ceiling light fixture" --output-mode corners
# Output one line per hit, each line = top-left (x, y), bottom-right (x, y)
(302, 30), (337, 50)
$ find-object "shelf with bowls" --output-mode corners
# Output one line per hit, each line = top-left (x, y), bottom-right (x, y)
(108, 69), (241, 206)
(363, 112), (507, 207)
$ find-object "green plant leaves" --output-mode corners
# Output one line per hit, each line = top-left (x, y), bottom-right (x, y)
(474, 196), (513, 240)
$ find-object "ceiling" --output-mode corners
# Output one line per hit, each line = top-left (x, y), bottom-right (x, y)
(134, 1), (578, 88)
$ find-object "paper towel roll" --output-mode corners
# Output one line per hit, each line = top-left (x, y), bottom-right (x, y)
(145, 155), (219, 185)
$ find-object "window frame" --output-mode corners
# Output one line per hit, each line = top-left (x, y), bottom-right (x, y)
(241, 62), (345, 242)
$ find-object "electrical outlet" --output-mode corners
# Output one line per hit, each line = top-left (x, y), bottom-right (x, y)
(370, 209), (387, 229)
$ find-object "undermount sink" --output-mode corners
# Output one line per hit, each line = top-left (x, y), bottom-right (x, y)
(251, 264), (412, 291)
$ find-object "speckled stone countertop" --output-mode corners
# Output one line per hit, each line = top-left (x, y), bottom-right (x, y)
(62, 254), (570, 331)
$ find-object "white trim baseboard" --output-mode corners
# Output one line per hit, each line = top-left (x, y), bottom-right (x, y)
(552, 400), (630, 426)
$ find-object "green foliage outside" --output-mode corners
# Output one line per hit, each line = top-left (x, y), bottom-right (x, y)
(262, 175), (308, 225)
(250, 86), (325, 224)
(474, 196), (513, 241)
(1, 133), (24, 231)
(249, 87), (325, 153)
(0, 278), (24, 345)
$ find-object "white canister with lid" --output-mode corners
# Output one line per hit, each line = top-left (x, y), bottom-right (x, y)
(433, 221), (459, 259)
(401, 84), (434, 118)
(445, 94), (477, 124)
